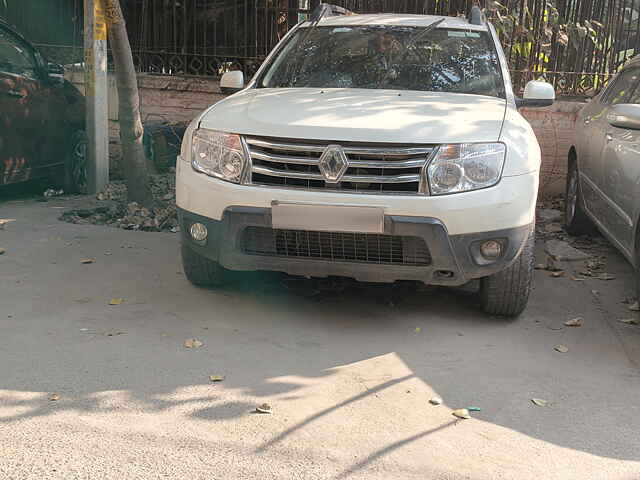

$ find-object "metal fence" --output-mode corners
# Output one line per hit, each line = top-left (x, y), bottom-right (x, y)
(1, 0), (638, 96)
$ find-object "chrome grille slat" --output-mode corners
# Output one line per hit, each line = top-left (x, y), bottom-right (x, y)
(343, 173), (421, 184)
(247, 136), (435, 194)
(252, 165), (421, 184)
(246, 138), (326, 153)
(246, 138), (434, 157)
(253, 165), (324, 181)
(347, 158), (425, 169)
(343, 147), (433, 156)
(251, 150), (320, 166)
(251, 149), (425, 169)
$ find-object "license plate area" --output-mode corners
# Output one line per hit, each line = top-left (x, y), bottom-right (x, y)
(271, 202), (384, 234)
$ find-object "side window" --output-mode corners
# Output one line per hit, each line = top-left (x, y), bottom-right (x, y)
(0, 28), (38, 79)
(627, 79), (640, 104)
(602, 68), (640, 105)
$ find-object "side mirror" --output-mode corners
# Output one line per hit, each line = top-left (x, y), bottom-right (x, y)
(47, 63), (65, 85)
(516, 80), (555, 108)
(607, 104), (640, 130)
(220, 71), (244, 94)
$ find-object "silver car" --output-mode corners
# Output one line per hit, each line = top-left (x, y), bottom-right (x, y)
(567, 57), (640, 293)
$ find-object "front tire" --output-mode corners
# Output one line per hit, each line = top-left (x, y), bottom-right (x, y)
(565, 156), (594, 236)
(181, 243), (224, 287)
(479, 226), (535, 317)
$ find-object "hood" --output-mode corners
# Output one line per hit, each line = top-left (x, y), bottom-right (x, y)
(200, 88), (507, 144)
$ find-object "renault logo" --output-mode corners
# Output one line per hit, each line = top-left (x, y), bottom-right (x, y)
(318, 145), (348, 183)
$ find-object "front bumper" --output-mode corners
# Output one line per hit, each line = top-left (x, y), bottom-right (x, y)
(179, 206), (532, 286)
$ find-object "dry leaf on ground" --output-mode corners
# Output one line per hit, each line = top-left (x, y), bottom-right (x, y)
(256, 403), (272, 414)
(564, 317), (583, 327)
(81, 258), (95, 264)
(452, 408), (471, 419)
(554, 344), (569, 353)
(49, 393), (60, 401)
(531, 398), (548, 407)
(414, 327), (422, 333)
(0, 248), (5, 255)
(209, 375), (225, 382)
(109, 298), (124, 306)
(105, 331), (126, 337)
(550, 271), (565, 278)
(596, 273), (615, 281)
(429, 397), (443, 406)
(184, 338), (203, 348)
(618, 318), (639, 325)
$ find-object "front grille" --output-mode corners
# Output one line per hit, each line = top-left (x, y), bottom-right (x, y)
(241, 227), (432, 266)
(246, 137), (435, 194)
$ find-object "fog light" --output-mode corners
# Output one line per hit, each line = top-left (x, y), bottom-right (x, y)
(190, 222), (208, 242)
(480, 240), (503, 259)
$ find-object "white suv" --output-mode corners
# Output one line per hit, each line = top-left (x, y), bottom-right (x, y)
(176, 8), (555, 316)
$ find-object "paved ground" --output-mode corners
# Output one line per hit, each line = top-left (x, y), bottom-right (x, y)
(1, 191), (640, 480)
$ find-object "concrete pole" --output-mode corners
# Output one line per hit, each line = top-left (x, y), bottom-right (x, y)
(84, 0), (109, 194)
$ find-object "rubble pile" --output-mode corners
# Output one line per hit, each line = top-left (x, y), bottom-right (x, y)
(59, 174), (179, 233)
(535, 196), (616, 281)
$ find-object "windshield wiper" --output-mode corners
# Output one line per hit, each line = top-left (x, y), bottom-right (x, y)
(378, 18), (445, 88)
(284, 5), (332, 86)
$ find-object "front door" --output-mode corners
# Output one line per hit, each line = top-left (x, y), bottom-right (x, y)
(0, 26), (49, 185)
(581, 67), (640, 229)
(599, 78), (640, 257)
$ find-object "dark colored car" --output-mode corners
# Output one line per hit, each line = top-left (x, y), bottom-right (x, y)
(0, 19), (86, 192)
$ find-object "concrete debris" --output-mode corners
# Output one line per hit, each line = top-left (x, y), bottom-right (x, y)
(544, 223), (564, 234)
(537, 209), (563, 223)
(544, 240), (592, 261)
(44, 188), (64, 198)
(60, 174), (179, 233)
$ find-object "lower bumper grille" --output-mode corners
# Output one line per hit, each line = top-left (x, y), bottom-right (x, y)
(241, 227), (431, 266)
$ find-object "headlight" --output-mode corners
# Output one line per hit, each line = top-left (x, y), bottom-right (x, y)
(190, 129), (247, 183)
(427, 143), (506, 195)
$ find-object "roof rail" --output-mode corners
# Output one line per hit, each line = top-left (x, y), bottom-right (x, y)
(310, 3), (355, 23)
(468, 3), (486, 25)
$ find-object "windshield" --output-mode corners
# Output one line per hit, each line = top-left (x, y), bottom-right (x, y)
(260, 25), (505, 98)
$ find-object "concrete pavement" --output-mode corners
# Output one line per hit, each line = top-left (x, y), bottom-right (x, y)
(1, 193), (639, 479)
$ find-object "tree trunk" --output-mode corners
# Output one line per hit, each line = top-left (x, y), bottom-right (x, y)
(105, 0), (152, 206)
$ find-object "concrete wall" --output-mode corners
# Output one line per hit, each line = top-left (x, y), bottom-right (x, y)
(67, 71), (584, 195)
(520, 100), (585, 197)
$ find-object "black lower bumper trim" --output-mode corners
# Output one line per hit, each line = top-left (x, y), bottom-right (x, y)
(178, 207), (532, 286)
